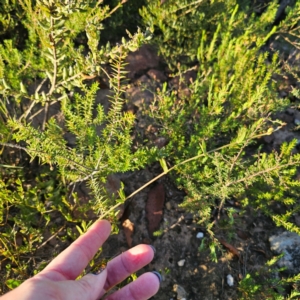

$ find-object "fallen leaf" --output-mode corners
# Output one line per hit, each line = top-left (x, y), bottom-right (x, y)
(15, 232), (23, 248)
(146, 183), (165, 236)
(218, 238), (241, 260)
(236, 230), (250, 240)
(251, 247), (268, 258)
(122, 219), (134, 248)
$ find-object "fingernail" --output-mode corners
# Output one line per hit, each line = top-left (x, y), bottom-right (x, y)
(152, 271), (162, 283)
(149, 245), (156, 255)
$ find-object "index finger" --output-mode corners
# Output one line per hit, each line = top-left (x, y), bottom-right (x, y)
(37, 220), (111, 281)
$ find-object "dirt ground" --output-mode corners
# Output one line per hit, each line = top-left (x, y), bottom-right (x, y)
(98, 167), (283, 300)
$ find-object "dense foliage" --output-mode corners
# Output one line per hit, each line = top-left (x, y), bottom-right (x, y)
(1, 0), (300, 297)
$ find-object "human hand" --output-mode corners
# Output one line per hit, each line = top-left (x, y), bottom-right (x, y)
(1, 220), (161, 300)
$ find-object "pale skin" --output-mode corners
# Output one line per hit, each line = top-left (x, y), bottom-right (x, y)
(1, 220), (160, 300)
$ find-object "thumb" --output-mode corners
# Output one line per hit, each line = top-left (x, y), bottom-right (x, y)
(56, 269), (107, 300)
(78, 269), (108, 300)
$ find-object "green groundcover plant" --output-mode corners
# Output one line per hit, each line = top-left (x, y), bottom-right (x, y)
(0, 0), (156, 210)
(1, 0), (300, 297)
(143, 0), (300, 230)
(142, 0), (300, 296)
(0, 0), (155, 292)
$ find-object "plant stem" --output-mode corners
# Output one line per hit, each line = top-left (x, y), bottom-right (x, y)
(99, 128), (282, 219)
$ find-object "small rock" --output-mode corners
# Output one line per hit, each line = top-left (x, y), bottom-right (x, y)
(125, 86), (154, 108)
(273, 129), (294, 147)
(125, 45), (160, 80)
(170, 70), (197, 88)
(154, 136), (168, 148)
(262, 133), (274, 144)
(173, 284), (187, 300)
(286, 108), (296, 115)
(295, 119), (300, 126)
(165, 202), (172, 210)
(294, 110), (300, 121)
(196, 232), (204, 239)
(269, 231), (300, 274)
(177, 259), (185, 267)
(280, 90), (288, 97)
(280, 112), (294, 124)
(147, 69), (167, 83)
(227, 274), (234, 286)
(135, 74), (152, 86)
(184, 213), (193, 224)
(55, 217), (62, 224)
(199, 264), (208, 272)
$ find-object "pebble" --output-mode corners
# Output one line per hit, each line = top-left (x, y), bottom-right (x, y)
(227, 274), (234, 286)
(165, 201), (172, 210)
(196, 232), (204, 239)
(177, 259), (185, 267)
(269, 231), (300, 274)
(173, 284), (187, 300)
(55, 217), (62, 224)
(295, 119), (300, 126)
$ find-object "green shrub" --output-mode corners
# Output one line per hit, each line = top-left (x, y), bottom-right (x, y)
(238, 256), (300, 299)
(140, 0), (276, 70)
(0, 0), (155, 215)
(0, 164), (66, 289)
(0, 0), (154, 292)
(141, 0), (300, 296)
(1, 0), (300, 297)
(145, 1), (300, 228)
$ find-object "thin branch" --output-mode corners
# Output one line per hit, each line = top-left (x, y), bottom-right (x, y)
(0, 142), (93, 173)
(229, 120), (264, 173)
(99, 128), (283, 219)
(68, 165), (108, 187)
(28, 100), (58, 121)
(225, 161), (296, 188)
(42, 102), (49, 131)
(56, 72), (83, 88)
(42, 17), (57, 131)
(36, 226), (65, 250)
(48, 17), (57, 96)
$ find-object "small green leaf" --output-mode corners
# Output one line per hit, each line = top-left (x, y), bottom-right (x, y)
(20, 82), (27, 94)
(76, 225), (84, 235)
(159, 158), (168, 173)
(118, 182), (126, 201)
(6, 279), (23, 289)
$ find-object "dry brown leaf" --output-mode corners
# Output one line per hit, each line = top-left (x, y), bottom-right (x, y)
(218, 238), (241, 260)
(146, 183), (165, 236)
(15, 233), (23, 248)
(251, 247), (268, 258)
(236, 230), (250, 240)
(122, 219), (134, 248)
